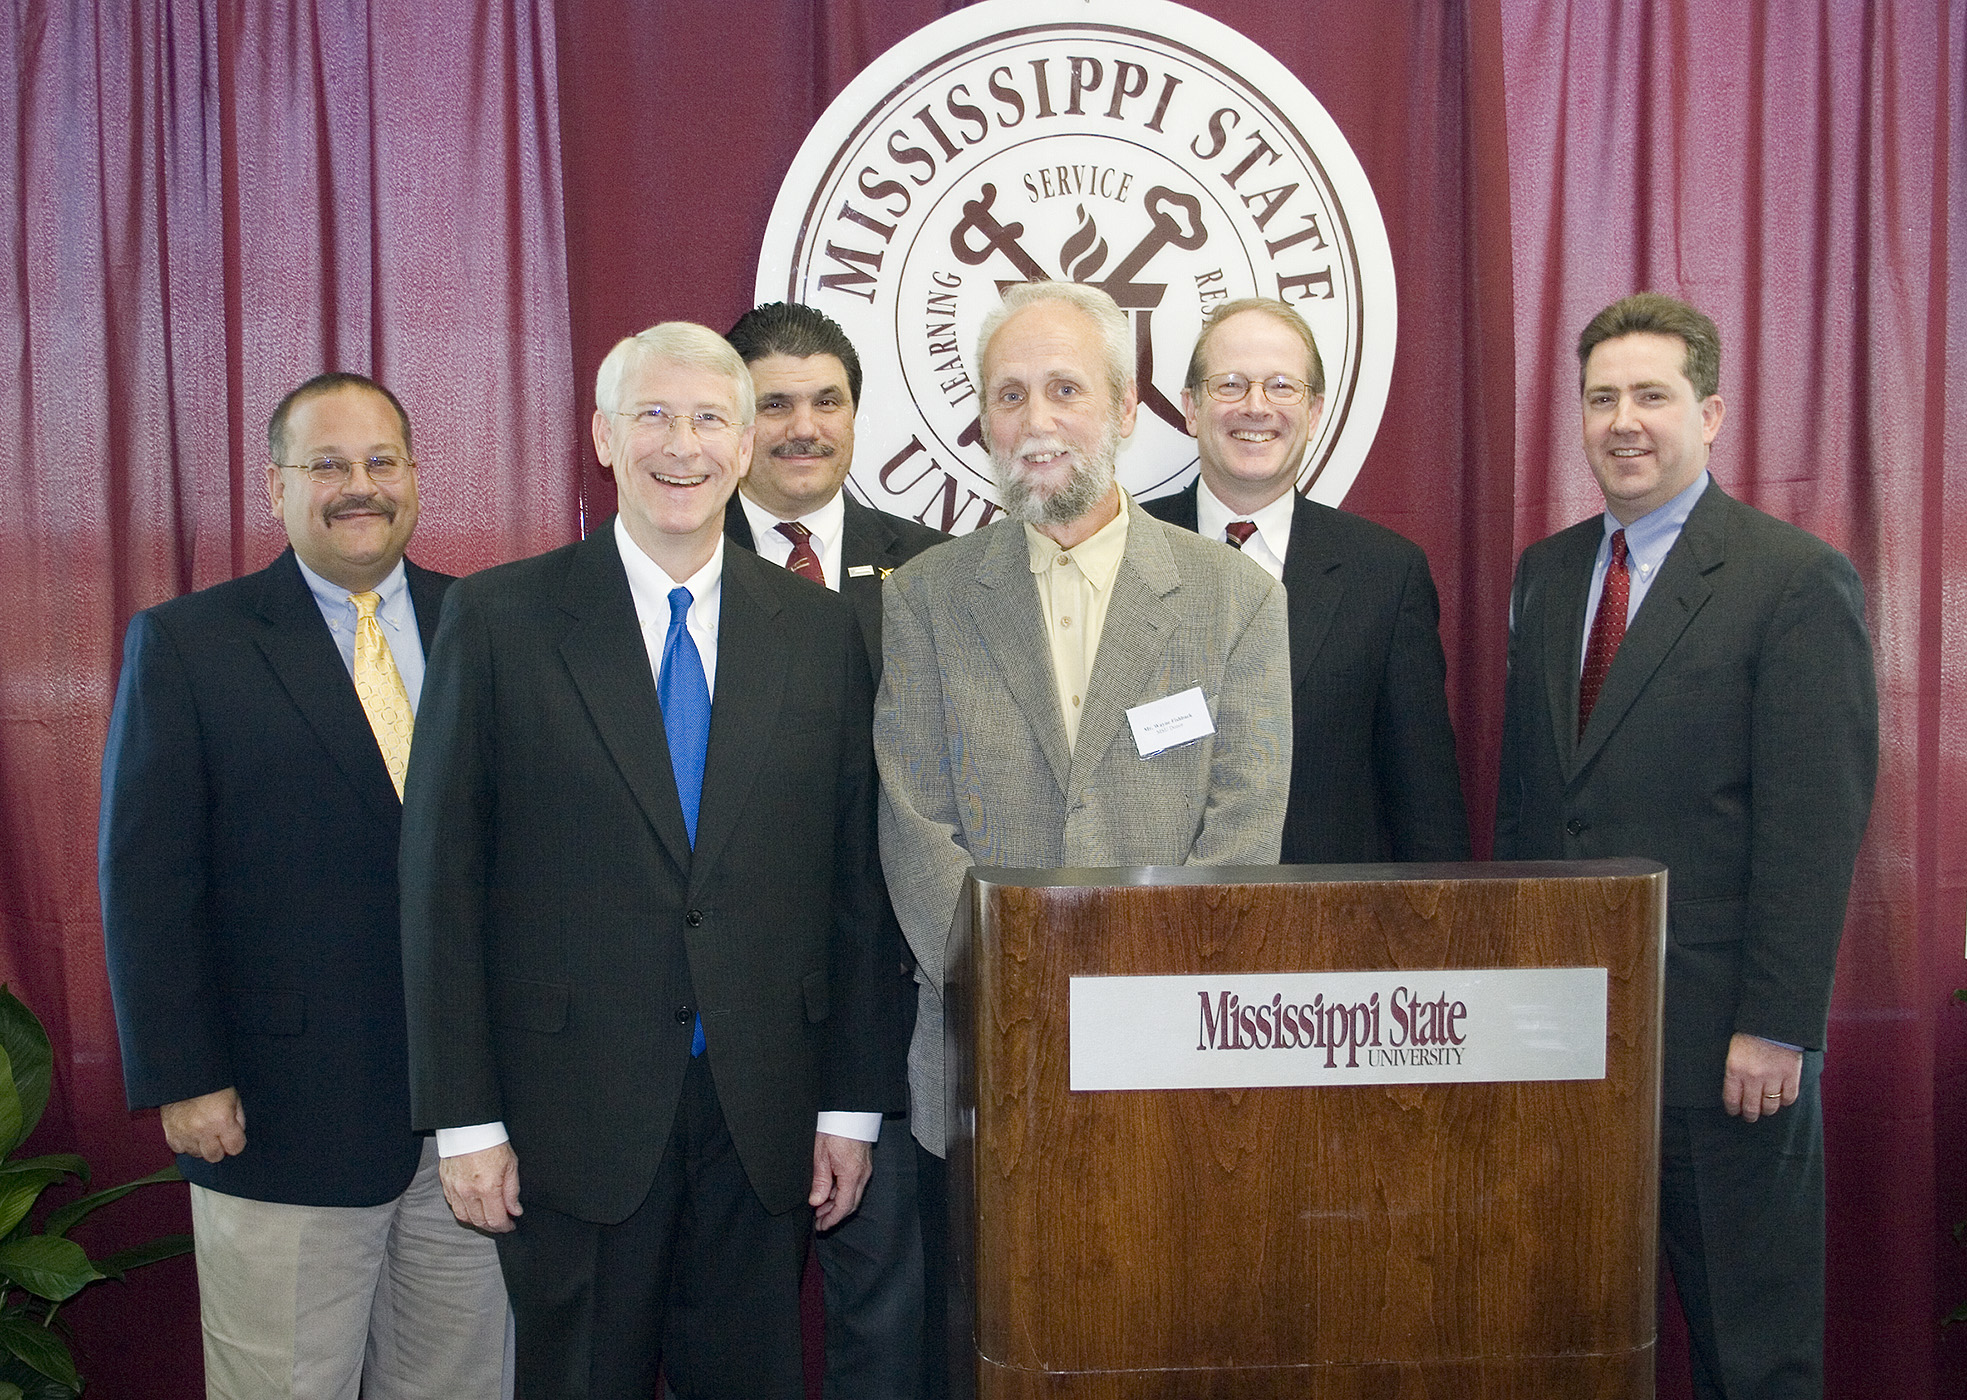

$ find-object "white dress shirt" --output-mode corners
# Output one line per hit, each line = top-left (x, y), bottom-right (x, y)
(738, 488), (847, 592)
(437, 521), (876, 1155)
(1194, 477), (1296, 582)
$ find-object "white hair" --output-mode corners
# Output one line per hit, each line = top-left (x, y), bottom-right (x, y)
(594, 322), (755, 422)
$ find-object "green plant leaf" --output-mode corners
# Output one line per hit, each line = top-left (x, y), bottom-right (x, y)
(92, 1233), (192, 1280)
(42, 1162), (182, 1240)
(0, 1349), (79, 1400)
(0, 1159), (84, 1184)
(0, 1046), (21, 1165)
(0, 1379), (22, 1400)
(0, 1318), (77, 1391)
(0, 1238), (99, 1303)
(0, 992), (51, 1149)
(0, 1175), (65, 1243)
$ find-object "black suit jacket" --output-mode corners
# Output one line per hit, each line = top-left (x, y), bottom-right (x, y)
(723, 492), (951, 675)
(400, 524), (899, 1224)
(100, 549), (452, 1207)
(1494, 482), (1877, 1105)
(1144, 484), (1468, 863)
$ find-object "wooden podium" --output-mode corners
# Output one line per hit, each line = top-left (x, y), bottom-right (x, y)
(942, 860), (1666, 1399)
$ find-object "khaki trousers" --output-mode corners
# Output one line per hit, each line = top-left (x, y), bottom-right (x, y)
(190, 1139), (513, 1400)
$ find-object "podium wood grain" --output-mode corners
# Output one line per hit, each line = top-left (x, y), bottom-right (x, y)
(943, 861), (1666, 1399)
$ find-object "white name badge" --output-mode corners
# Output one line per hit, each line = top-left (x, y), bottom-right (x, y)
(1069, 967), (1608, 1090)
(1126, 686), (1215, 758)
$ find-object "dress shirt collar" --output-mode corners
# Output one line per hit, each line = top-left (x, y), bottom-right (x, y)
(738, 487), (847, 591)
(614, 515), (724, 694)
(1195, 476), (1294, 580)
(295, 553), (409, 616)
(1023, 490), (1131, 589)
(1601, 470), (1710, 578)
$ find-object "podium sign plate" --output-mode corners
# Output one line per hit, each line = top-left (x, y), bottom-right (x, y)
(1070, 966), (1608, 1090)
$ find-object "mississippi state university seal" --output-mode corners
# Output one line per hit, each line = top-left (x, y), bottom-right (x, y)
(756, 0), (1395, 534)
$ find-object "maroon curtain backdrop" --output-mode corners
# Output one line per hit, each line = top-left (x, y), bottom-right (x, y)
(1, 2), (1960, 1397)
(0, 2), (574, 1393)
(1501, 3), (1967, 1395)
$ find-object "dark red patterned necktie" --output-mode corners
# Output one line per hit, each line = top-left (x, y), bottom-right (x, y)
(776, 521), (825, 587)
(1578, 528), (1628, 736)
(1224, 520), (1258, 550)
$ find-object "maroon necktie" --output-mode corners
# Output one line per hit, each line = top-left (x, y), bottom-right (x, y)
(1578, 528), (1629, 735)
(776, 521), (825, 587)
(1224, 520), (1258, 550)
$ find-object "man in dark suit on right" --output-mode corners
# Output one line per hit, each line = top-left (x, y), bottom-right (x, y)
(1495, 292), (1878, 1400)
(1145, 297), (1469, 863)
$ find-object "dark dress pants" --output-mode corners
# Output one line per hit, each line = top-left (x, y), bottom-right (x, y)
(1659, 1052), (1825, 1400)
(496, 1055), (810, 1400)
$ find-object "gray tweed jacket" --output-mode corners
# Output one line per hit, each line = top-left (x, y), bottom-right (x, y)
(874, 492), (1292, 1155)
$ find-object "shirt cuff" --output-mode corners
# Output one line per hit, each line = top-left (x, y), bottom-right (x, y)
(816, 1111), (882, 1143)
(436, 1122), (510, 1157)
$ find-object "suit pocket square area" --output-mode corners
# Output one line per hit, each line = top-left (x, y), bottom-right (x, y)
(224, 988), (306, 1037)
(802, 970), (830, 1024)
(1669, 895), (1746, 946)
(491, 976), (570, 1034)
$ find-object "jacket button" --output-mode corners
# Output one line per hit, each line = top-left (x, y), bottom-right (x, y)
(675, 1005), (693, 1025)
(1565, 818), (1585, 836)
(685, 909), (704, 927)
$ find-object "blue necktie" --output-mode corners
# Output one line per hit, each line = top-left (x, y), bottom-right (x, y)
(658, 586), (711, 1056)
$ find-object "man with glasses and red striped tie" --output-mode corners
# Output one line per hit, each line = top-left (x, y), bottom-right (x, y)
(100, 372), (511, 1398)
(1495, 293), (1878, 1400)
(1145, 297), (1469, 865)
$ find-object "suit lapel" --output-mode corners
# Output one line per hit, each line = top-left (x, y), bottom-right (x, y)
(1282, 498), (1345, 693)
(721, 495), (758, 551)
(967, 522), (1072, 794)
(1069, 501), (1178, 791)
(555, 529), (695, 874)
(1537, 525), (1599, 777)
(250, 551), (401, 820)
(1152, 483), (1200, 532)
(1572, 488), (1724, 774)
(687, 549), (781, 892)
(405, 559), (449, 654)
(840, 498), (896, 666)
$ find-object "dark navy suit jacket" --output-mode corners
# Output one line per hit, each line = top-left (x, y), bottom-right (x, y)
(723, 492), (950, 677)
(1494, 482), (1877, 1105)
(1145, 484), (1468, 863)
(399, 528), (901, 1224)
(100, 548), (452, 1207)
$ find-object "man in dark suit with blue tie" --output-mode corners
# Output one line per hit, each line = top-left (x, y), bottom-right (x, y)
(721, 302), (946, 1400)
(1145, 297), (1469, 863)
(1495, 293), (1878, 1399)
(401, 322), (900, 1400)
(99, 372), (510, 1398)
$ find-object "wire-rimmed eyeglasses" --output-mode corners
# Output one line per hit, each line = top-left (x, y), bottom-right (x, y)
(276, 455), (414, 487)
(1200, 373), (1314, 407)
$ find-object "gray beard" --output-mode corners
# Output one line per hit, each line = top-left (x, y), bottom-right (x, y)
(993, 426), (1120, 529)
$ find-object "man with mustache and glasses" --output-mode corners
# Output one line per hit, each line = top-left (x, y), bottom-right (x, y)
(100, 373), (512, 1399)
(872, 280), (1292, 1395)
(719, 303), (946, 1400)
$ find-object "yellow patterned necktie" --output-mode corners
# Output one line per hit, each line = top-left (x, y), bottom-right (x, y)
(349, 591), (414, 800)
